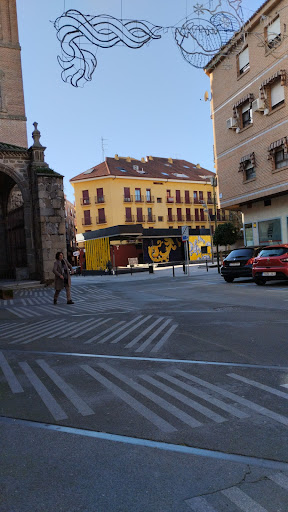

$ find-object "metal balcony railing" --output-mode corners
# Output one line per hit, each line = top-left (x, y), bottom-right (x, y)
(96, 216), (107, 224)
(175, 197), (183, 204)
(145, 196), (154, 203)
(135, 195), (144, 203)
(166, 197), (174, 203)
(80, 198), (91, 205)
(167, 215), (175, 222)
(124, 195), (133, 202)
(95, 196), (105, 204)
(82, 218), (92, 225)
(125, 215), (135, 223)
(146, 215), (156, 223)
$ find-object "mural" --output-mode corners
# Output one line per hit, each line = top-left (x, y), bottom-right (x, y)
(85, 237), (110, 270)
(189, 235), (212, 261)
(143, 238), (183, 263)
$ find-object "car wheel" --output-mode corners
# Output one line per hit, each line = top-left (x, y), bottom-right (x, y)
(224, 277), (234, 283)
(254, 277), (266, 286)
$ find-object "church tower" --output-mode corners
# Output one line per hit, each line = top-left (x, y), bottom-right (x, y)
(0, 0), (27, 147)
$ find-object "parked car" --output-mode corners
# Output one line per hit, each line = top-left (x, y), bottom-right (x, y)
(252, 244), (288, 285)
(221, 246), (262, 282)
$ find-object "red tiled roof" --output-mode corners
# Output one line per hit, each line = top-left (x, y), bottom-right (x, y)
(70, 156), (214, 183)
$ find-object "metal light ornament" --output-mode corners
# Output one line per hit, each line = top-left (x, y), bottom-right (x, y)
(54, 1), (245, 87)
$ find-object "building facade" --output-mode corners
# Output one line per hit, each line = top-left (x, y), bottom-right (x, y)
(64, 195), (76, 260)
(206, 0), (288, 246)
(0, 0), (66, 282)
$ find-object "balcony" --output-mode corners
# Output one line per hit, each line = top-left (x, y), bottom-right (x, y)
(96, 216), (107, 224)
(80, 198), (91, 206)
(146, 215), (156, 223)
(125, 215), (135, 223)
(207, 198), (213, 204)
(145, 196), (154, 203)
(167, 215), (175, 222)
(95, 196), (105, 204)
(184, 198), (192, 204)
(82, 218), (92, 226)
(175, 197), (183, 204)
(166, 197), (174, 203)
(123, 195), (133, 203)
(136, 215), (144, 223)
(135, 195), (144, 203)
(193, 199), (202, 205)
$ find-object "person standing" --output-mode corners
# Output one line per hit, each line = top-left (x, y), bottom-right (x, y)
(53, 252), (74, 304)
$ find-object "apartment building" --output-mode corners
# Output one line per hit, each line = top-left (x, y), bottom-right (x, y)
(64, 195), (76, 259)
(206, 0), (288, 246)
(71, 155), (229, 234)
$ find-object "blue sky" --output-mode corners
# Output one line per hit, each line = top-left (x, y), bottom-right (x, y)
(17, 0), (264, 202)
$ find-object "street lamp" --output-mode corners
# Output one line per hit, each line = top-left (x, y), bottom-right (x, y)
(202, 175), (220, 273)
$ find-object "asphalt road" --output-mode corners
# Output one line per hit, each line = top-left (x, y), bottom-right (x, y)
(1, 266), (288, 511)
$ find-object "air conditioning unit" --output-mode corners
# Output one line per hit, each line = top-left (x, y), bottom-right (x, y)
(252, 98), (265, 113)
(264, 108), (269, 116)
(226, 117), (238, 130)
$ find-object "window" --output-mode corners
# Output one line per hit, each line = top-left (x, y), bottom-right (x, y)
(185, 190), (191, 204)
(125, 207), (132, 221)
(147, 207), (153, 222)
(177, 208), (182, 221)
(238, 46), (249, 75)
(82, 190), (90, 205)
(264, 199), (271, 206)
(199, 191), (203, 203)
(193, 191), (199, 203)
(244, 224), (254, 246)
(168, 208), (173, 221)
(98, 208), (106, 224)
(207, 191), (212, 204)
(176, 190), (181, 203)
(195, 208), (199, 221)
(186, 208), (191, 221)
(157, 197), (162, 203)
(244, 161), (256, 181)
(166, 189), (173, 203)
(275, 148), (288, 169)
(83, 210), (91, 225)
(270, 79), (285, 109)
(135, 188), (142, 202)
(266, 17), (281, 49)
(146, 189), (151, 202)
(258, 218), (282, 244)
(158, 216), (163, 222)
(241, 102), (252, 128)
(200, 209), (205, 221)
(136, 207), (143, 222)
(96, 188), (104, 203)
(124, 187), (131, 202)
(208, 208), (213, 219)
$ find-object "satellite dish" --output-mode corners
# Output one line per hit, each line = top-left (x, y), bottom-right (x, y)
(204, 91), (209, 102)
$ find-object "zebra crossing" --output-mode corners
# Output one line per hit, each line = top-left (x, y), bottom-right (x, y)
(186, 473), (288, 511)
(1, 315), (178, 353)
(1, 353), (288, 436)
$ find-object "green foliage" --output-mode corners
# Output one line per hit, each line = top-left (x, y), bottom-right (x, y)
(213, 223), (238, 247)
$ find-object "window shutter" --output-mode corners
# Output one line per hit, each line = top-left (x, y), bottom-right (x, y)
(267, 17), (281, 42)
(124, 187), (130, 199)
(242, 102), (250, 113)
(271, 80), (285, 107)
(238, 47), (249, 70)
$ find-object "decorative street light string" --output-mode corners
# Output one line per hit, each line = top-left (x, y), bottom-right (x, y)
(53, 1), (285, 87)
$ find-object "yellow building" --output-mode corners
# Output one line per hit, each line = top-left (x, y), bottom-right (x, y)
(70, 155), (229, 234)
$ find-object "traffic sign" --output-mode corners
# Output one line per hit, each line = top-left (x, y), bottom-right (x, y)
(181, 225), (189, 241)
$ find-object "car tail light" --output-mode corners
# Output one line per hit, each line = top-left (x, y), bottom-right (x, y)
(222, 260), (226, 267)
(280, 258), (288, 262)
(245, 258), (254, 266)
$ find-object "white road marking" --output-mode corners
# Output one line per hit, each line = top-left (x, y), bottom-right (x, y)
(0, 352), (24, 393)
(228, 373), (288, 400)
(268, 472), (288, 490)
(111, 315), (153, 344)
(136, 319), (172, 353)
(125, 317), (164, 348)
(185, 496), (218, 511)
(222, 487), (268, 512)
(151, 323), (178, 352)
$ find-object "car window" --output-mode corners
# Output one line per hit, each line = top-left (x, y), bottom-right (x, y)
(226, 249), (254, 260)
(259, 248), (288, 257)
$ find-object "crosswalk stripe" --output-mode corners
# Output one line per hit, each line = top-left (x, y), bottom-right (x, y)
(98, 363), (202, 428)
(99, 316), (143, 344)
(0, 352), (24, 393)
(85, 321), (126, 344)
(111, 316), (153, 344)
(1, 322), (26, 334)
(222, 487), (268, 512)
(125, 317), (164, 348)
(19, 362), (68, 421)
(3, 300), (14, 305)
(36, 360), (94, 416)
(20, 319), (69, 344)
(6, 320), (50, 338)
(135, 319), (171, 353)
(268, 472), (288, 490)
(139, 374), (226, 423)
(67, 318), (100, 337)
(71, 318), (110, 338)
(185, 496), (218, 511)
(81, 364), (176, 433)
(174, 370), (288, 427)
(151, 324), (178, 353)
(158, 372), (248, 419)
(48, 320), (88, 338)
(228, 373), (288, 400)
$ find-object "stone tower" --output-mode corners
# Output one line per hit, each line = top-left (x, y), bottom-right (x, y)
(0, 0), (27, 147)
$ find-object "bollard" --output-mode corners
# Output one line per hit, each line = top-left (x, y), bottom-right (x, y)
(206, 259), (208, 272)
(183, 263), (185, 273)
(173, 265), (175, 277)
(130, 265), (133, 275)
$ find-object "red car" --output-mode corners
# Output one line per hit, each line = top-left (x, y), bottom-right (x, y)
(252, 244), (288, 285)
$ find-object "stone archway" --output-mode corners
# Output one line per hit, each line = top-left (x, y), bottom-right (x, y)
(0, 169), (29, 279)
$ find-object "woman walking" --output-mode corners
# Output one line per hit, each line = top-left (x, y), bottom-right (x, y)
(53, 251), (74, 304)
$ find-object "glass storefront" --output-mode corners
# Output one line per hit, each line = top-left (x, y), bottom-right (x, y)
(258, 218), (282, 245)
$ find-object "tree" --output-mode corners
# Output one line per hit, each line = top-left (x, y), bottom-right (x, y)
(213, 223), (238, 247)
